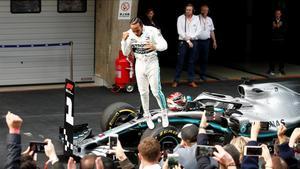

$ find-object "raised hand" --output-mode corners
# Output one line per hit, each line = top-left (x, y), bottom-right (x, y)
(6, 111), (23, 134)
(122, 32), (129, 41)
(289, 128), (300, 148)
(213, 145), (236, 167)
(67, 157), (76, 169)
(250, 121), (261, 141)
(145, 42), (156, 52)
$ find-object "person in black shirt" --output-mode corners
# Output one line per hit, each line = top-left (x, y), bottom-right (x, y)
(142, 8), (161, 31)
(268, 9), (288, 76)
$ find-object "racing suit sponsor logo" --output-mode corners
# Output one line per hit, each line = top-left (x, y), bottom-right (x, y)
(130, 39), (138, 43)
(131, 43), (151, 54)
(130, 35), (152, 55)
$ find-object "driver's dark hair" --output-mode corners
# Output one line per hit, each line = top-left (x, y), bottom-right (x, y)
(129, 17), (143, 26)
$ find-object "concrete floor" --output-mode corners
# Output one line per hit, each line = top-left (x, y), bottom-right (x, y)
(2, 63), (300, 92)
(160, 63), (300, 83)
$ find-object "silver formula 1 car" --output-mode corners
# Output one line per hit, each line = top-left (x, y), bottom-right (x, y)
(59, 80), (300, 167)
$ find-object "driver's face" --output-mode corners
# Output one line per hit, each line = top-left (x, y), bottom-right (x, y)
(130, 23), (143, 37)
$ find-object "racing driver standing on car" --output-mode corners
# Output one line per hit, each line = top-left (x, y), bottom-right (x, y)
(121, 17), (168, 129)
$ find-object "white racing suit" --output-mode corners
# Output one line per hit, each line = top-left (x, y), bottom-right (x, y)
(121, 26), (168, 122)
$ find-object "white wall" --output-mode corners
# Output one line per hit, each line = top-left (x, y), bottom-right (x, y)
(0, 0), (95, 86)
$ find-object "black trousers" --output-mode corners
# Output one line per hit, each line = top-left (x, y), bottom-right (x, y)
(269, 39), (286, 72)
(174, 40), (199, 82)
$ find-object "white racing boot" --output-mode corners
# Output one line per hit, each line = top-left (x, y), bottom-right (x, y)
(144, 114), (155, 129)
(161, 109), (169, 128)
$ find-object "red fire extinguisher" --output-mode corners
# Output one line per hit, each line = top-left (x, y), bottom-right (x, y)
(112, 50), (135, 93)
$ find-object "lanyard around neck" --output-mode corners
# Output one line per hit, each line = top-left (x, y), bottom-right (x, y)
(185, 15), (193, 33)
(185, 15), (186, 33)
(200, 15), (207, 30)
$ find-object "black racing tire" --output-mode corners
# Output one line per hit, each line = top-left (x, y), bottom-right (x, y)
(101, 102), (137, 131)
(140, 124), (180, 151)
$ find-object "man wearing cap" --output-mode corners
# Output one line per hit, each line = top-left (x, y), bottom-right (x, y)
(173, 123), (199, 169)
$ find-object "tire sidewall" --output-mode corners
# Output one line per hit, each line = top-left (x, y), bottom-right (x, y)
(108, 108), (136, 129)
(101, 102), (137, 131)
(141, 125), (180, 150)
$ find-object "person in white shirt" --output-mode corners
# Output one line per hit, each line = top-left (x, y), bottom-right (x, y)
(121, 17), (169, 129)
(172, 3), (201, 88)
(197, 4), (217, 81)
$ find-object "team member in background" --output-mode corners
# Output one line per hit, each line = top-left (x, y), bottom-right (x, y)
(197, 4), (217, 81)
(268, 9), (287, 76)
(142, 8), (161, 31)
(172, 3), (201, 88)
(121, 17), (169, 129)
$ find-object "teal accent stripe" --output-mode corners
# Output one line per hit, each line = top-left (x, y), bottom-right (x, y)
(167, 118), (230, 133)
(130, 118), (230, 133)
(239, 132), (278, 138)
(157, 68), (167, 109)
(123, 117), (286, 139)
(168, 118), (279, 138)
(240, 123), (299, 138)
(214, 108), (225, 113)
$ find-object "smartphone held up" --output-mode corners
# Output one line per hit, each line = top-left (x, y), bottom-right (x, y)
(244, 145), (262, 156)
(196, 145), (217, 157)
(109, 134), (118, 149)
(29, 141), (47, 153)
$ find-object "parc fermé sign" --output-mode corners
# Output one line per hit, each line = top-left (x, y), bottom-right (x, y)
(118, 0), (132, 20)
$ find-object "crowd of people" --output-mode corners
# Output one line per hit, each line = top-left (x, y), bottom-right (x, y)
(5, 110), (300, 169)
